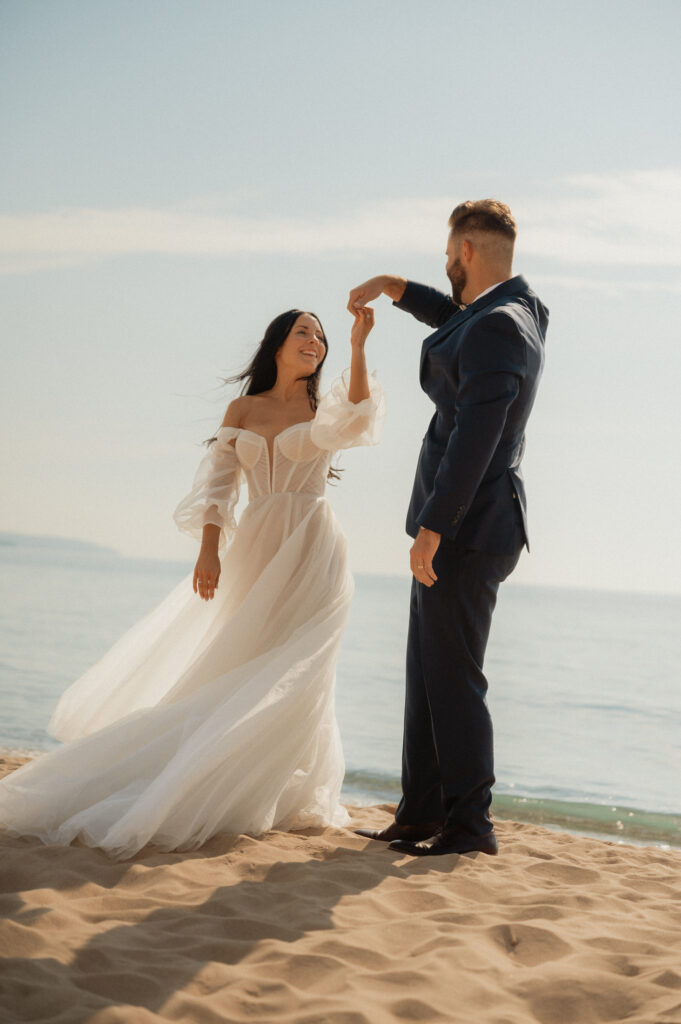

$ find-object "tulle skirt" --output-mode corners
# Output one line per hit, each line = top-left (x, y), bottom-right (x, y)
(0, 494), (353, 859)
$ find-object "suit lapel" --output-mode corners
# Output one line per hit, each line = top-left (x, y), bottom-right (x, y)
(419, 305), (475, 380)
(419, 276), (529, 381)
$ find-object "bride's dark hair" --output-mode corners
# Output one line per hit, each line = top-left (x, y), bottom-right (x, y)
(223, 309), (328, 407)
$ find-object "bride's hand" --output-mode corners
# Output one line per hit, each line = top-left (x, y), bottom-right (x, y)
(193, 549), (221, 601)
(350, 306), (375, 349)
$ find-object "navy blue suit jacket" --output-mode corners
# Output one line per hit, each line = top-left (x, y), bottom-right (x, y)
(395, 275), (548, 554)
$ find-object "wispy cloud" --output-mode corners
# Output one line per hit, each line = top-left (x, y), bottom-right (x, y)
(2, 170), (680, 282)
(517, 170), (681, 268)
(0, 199), (446, 266)
(530, 273), (681, 296)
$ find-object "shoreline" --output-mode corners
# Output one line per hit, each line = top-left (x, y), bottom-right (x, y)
(4, 752), (679, 851)
(1, 754), (681, 1023)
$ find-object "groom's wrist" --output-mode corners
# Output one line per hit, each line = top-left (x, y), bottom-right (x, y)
(382, 275), (407, 302)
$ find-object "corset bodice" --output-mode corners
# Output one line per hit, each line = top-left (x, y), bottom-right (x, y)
(232, 422), (331, 499)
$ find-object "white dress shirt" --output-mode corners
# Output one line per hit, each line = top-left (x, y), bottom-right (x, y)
(474, 280), (506, 303)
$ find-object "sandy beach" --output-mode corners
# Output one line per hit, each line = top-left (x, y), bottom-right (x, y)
(2, 754), (681, 1024)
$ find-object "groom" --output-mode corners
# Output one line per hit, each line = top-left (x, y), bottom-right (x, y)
(349, 200), (548, 857)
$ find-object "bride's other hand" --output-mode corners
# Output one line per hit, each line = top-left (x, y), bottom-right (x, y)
(350, 305), (374, 348)
(193, 548), (221, 600)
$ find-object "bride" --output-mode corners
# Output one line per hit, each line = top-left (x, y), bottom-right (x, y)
(0, 305), (383, 860)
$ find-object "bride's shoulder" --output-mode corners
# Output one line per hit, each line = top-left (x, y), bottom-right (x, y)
(221, 395), (255, 429)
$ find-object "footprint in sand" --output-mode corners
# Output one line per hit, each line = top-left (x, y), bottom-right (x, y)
(487, 923), (573, 967)
(524, 861), (601, 885)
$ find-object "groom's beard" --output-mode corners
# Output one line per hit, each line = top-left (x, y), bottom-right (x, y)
(447, 258), (467, 306)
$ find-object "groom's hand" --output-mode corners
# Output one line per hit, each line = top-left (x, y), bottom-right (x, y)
(347, 274), (407, 313)
(410, 527), (440, 587)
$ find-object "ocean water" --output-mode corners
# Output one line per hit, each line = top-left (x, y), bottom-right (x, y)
(1, 534), (680, 848)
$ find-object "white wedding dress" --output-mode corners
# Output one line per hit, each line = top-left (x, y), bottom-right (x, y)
(0, 370), (384, 859)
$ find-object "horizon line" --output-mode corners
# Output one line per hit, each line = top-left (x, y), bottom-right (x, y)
(2, 529), (679, 600)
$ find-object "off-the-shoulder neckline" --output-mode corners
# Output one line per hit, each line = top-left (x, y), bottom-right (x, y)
(217, 420), (313, 445)
(217, 420), (317, 490)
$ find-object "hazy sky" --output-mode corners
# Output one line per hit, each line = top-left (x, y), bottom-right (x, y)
(2, 0), (680, 594)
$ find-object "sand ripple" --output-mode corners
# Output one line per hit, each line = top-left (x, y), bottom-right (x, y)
(2, 759), (681, 1023)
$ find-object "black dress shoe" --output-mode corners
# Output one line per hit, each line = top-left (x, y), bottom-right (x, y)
(388, 828), (498, 857)
(354, 819), (442, 843)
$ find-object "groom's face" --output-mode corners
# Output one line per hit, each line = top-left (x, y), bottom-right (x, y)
(446, 231), (466, 305)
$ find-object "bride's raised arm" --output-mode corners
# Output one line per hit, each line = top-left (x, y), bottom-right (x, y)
(347, 306), (373, 404)
(311, 306), (385, 453)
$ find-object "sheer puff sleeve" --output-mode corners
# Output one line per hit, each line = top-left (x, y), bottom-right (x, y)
(173, 426), (242, 547)
(310, 368), (385, 452)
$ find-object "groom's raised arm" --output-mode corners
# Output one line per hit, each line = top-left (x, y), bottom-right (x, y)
(393, 281), (460, 330)
(348, 275), (460, 330)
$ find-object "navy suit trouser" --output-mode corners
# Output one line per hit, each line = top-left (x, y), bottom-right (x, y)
(395, 540), (521, 836)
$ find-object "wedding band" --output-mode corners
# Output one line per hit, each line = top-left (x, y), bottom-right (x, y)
(417, 563), (424, 568)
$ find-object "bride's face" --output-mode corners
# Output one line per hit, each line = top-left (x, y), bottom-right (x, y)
(276, 314), (327, 377)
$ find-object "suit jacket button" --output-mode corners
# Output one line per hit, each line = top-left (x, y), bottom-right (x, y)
(512, 492), (517, 499)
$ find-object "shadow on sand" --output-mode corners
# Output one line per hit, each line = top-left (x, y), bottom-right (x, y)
(0, 811), (468, 1022)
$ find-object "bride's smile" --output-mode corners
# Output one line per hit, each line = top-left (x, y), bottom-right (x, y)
(275, 313), (327, 375)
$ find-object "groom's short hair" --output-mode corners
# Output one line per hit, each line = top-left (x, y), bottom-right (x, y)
(449, 200), (517, 243)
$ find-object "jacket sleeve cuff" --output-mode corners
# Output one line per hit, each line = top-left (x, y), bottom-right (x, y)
(392, 279), (419, 311)
(416, 499), (467, 542)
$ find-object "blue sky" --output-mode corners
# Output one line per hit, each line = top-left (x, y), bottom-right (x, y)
(2, 0), (680, 593)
